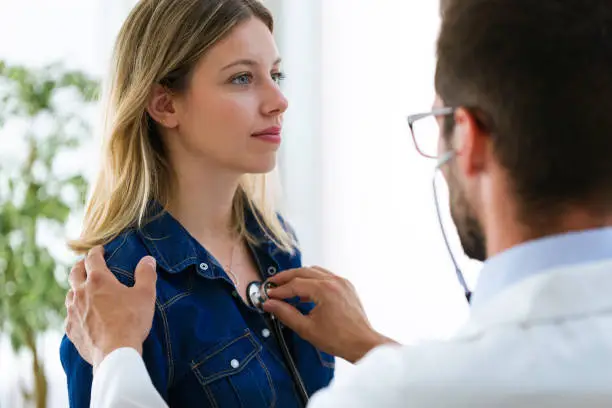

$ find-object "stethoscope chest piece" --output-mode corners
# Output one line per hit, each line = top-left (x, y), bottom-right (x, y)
(246, 281), (276, 311)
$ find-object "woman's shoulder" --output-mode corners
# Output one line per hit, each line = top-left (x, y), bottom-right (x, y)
(102, 229), (150, 282)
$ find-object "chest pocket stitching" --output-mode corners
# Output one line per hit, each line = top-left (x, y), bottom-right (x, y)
(191, 330), (263, 386)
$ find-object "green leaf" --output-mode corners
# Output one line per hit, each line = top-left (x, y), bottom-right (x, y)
(59, 70), (100, 101)
(10, 329), (23, 352)
(38, 198), (71, 222)
(0, 60), (98, 361)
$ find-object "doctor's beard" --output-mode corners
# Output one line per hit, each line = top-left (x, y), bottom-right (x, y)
(447, 167), (488, 262)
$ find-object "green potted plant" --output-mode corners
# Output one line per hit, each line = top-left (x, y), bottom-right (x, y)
(0, 60), (99, 408)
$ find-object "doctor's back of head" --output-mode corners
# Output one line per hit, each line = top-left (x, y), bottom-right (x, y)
(433, 0), (612, 262)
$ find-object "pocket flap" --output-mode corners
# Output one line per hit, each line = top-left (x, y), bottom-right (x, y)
(191, 330), (262, 386)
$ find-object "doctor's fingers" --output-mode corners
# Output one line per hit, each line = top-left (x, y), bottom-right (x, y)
(65, 289), (74, 308)
(68, 259), (86, 289)
(310, 266), (337, 276)
(64, 300), (83, 339)
(85, 246), (111, 279)
(262, 299), (311, 336)
(85, 246), (121, 289)
(266, 278), (323, 302)
(266, 266), (332, 286)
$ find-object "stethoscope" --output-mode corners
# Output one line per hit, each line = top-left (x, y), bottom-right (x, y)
(246, 281), (310, 406)
(434, 151), (472, 303)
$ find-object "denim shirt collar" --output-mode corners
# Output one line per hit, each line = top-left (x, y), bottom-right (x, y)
(137, 202), (281, 278)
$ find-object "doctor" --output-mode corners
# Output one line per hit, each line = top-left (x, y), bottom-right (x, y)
(65, 0), (612, 406)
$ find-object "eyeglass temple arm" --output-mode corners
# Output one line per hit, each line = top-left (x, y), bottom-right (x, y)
(407, 107), (456, 125)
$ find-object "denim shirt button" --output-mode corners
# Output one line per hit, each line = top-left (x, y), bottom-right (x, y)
(199, 262), (209, 271)
(262, 328), (271, 338)
(230, 359), (240, 369)
(267, 266), (277, 276)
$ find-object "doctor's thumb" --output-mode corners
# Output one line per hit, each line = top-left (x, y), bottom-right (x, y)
(134, 256), (158, 295)
(263, 299), (310, 335)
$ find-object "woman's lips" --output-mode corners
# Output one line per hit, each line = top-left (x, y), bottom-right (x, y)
(252, 126), (282, 144)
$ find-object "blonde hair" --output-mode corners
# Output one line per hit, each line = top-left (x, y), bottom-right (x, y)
(70, 0), (296, 254)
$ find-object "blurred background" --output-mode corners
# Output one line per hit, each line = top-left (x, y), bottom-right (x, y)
(0, 0), (482, 406)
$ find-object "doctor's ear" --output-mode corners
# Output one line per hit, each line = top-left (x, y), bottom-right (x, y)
(452, 108), (491, 176)
(147, 84), (179, 129)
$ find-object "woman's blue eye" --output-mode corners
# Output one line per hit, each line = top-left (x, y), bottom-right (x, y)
(230, 72), (286, 86)
(231, 73), (252, 85)
(272, 72), (286, 84)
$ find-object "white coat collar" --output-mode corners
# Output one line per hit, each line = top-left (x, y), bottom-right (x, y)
(460, 259), (612, 337)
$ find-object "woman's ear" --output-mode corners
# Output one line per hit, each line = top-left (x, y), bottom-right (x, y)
(146, 84), (179, 129)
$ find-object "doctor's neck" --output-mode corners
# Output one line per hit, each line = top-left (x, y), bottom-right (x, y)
(482, 179), (612, 258)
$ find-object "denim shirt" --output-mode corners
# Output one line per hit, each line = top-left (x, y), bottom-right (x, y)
(60, 207), (335, 407)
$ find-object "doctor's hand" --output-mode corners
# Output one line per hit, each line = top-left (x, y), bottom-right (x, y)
(263, 267), (397, 364)
(64, 246), (157, 371)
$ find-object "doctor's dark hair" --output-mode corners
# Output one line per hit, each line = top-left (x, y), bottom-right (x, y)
(436, 0), (612, 222)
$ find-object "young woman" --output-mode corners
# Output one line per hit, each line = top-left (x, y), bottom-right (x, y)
(59, 0), (335, 407)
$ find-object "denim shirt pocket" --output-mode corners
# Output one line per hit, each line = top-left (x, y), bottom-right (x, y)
(191, 330), (276, 408)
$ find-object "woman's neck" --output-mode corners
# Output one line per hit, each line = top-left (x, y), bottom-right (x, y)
(166, 160), (242, 244)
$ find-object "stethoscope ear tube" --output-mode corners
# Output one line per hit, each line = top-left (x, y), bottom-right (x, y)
(246, 280), (309, 406)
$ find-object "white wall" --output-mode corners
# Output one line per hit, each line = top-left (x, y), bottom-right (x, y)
(0, 0), (98, 72)
(317, 0), (479, 344)
(272, 0), (482, 378)
(270, 0), (325, 266)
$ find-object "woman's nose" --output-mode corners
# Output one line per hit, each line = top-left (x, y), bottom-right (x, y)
(262, 83), (289, 116)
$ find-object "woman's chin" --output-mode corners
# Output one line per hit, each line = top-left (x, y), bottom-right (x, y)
(234, 159), (277, 175)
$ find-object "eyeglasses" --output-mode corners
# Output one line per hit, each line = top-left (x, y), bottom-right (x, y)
(407, 107), (455, 159)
